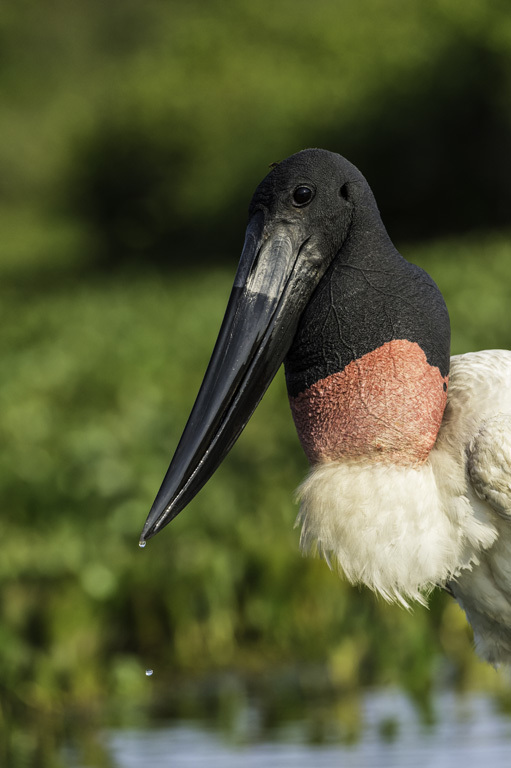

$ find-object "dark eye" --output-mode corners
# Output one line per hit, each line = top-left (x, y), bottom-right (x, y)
(292, 186), (314, 206)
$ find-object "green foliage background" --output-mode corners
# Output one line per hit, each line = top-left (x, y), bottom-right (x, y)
(1, 0), (511, 764)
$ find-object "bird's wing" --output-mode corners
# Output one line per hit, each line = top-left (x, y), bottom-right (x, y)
(467, 414), (511, 518)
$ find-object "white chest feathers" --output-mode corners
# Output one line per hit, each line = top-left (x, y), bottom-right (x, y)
(295, 350), (511, 664)
(296, 456), (497, 608)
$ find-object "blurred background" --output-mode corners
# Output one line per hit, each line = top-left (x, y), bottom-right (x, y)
(2, 0), (511, 765)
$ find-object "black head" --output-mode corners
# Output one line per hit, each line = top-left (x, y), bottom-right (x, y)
(248, 149), (380, 275)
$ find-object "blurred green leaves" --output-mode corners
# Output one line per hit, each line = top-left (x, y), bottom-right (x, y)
(2, 0), (511, 272)
(2, 234), (511, 715)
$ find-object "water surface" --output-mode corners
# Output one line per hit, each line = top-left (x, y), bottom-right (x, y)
(104, 689), (511, 768)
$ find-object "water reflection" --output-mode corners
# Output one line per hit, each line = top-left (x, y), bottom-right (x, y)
(105, 690), (511, 768)
(5, 679), (511, 767)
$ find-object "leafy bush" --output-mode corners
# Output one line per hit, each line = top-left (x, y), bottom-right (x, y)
(2, 232), (511, 715)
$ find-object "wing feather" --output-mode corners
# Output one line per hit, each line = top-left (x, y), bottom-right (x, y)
(467, 414), (511, 518)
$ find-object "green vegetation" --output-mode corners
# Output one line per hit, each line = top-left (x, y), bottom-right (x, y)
(2, 234), (511, 701)
(2, 0), (511, 764)
(3, 0), (511, 270)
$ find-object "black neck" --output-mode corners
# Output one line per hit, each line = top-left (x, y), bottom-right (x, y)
(284, 210), (451, 398)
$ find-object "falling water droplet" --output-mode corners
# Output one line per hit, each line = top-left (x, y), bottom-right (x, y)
(139, 540), (146, 549)
(145, 669), (153, 677)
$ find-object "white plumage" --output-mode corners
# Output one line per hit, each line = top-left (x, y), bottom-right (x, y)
(297, 349), (511, 664)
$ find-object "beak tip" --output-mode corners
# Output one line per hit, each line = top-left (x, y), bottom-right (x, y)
(139, 509), (162, 544)
(140, 496), (178, 544)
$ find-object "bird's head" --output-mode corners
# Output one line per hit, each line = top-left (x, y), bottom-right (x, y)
(140, 149), (450, 542)
(247, 149), (363, 268)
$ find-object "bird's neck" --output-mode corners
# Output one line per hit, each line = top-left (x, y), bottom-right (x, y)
(284, 218), (451, 466)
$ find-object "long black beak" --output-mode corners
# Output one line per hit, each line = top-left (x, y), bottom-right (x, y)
(140, 210), (319, 542)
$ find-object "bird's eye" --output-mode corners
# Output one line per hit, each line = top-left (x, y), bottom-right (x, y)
(292, 186), (314, 206)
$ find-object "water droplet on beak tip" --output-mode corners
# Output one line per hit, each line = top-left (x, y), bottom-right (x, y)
(139, 539), (147, 549)
(145, 669), (153, 676)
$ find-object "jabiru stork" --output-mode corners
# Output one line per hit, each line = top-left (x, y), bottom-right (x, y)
(140, 149), (511, 664)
